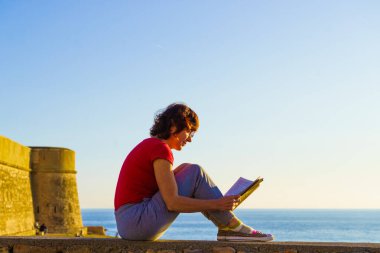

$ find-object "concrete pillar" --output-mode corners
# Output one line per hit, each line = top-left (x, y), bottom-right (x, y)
(30, 147), (83, 234)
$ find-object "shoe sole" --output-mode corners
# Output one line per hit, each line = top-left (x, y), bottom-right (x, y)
(217, 235), (274, 242)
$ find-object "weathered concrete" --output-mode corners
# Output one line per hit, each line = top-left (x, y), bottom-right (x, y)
(0, 237), (380, 253)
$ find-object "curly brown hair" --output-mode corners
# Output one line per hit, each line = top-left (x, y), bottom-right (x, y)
(150, 103), (199, 139)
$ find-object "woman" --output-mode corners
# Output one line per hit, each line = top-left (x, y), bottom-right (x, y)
(114, 103), (273, 241)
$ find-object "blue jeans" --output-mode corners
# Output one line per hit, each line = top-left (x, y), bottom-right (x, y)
(115, 163), (236, 241)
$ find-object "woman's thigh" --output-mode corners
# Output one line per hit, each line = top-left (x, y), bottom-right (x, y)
(115, 194), (179, 241)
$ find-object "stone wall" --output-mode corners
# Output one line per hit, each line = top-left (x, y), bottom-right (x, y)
(0, 237), (380, 253)
(0, 136), (35, 235)
(30, 147), (83, 234)
(0, 135), (83, 236)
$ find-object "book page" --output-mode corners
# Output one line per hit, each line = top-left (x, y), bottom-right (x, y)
(224, 177), (254, 196)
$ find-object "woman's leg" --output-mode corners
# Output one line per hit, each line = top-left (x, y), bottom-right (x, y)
(115, 163), (236, 240)
(173, 163), (273, 242)
(173, 163), (235, 227)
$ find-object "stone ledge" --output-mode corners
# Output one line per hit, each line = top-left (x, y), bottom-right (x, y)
(0, 237), (380, 253)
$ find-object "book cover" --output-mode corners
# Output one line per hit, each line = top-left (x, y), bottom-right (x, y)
(224, 176), (263, 209)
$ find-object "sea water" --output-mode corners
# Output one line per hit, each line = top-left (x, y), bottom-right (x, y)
(81, 209), (380, 242)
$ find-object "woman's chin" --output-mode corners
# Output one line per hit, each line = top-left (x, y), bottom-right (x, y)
(173, 146), (182, 151)
(175, 144), (186, 151)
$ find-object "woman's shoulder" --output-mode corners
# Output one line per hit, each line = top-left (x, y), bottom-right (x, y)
(141, 137), (162, 144)
(130, 137), (173, 163)
(138, 137), (168, 149)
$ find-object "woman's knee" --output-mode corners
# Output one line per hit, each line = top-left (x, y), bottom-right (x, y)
(175, 163), (203, 174)
(176, 164), (210, 181)
(174, 163), (192, 172)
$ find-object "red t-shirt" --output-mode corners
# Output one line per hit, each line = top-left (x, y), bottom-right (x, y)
(114, 138), (174, 210)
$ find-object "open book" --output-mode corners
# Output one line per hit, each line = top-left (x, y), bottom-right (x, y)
(224, 176), (263, 209)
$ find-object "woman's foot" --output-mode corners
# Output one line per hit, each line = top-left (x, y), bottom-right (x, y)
(217, 229), (274, 242)
(217, 217), (274, 242)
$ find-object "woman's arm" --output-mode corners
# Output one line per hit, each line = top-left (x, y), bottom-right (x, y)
(153, 159), (239, 212)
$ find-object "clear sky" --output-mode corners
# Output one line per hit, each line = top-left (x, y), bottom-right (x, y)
(1, 1), (379, 209)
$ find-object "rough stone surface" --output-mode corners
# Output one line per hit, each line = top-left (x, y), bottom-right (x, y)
(0, 164), (35, 235)
(213, 246), (236, 253)
(13, 244), (56, 253)
(271, 250), (298, 253)
(0, 246), (9, 253)
(30, 147), (83, 234)
(184, 248), (203, 253)
(0, 136), (30, 169)
(1, 238), (380, 253)
(0, 136), (83, 236)
(0, 136), (35, 236)
(87, 226), (106, 235)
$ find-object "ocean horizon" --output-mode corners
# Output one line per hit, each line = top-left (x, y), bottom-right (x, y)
(81, 208), (380, 243)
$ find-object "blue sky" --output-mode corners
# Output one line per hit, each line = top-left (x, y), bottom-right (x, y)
(1, 1), (379, 208)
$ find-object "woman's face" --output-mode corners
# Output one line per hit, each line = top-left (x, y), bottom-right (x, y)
(169, 128), (194, 151)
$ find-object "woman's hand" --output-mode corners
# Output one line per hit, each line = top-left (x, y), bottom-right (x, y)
(214, 195), (241, 211)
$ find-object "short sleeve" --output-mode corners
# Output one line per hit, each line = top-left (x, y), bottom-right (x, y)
(150, 141), (174, 165)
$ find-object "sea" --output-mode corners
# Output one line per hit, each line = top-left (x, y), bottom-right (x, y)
(82, 209), (380, 243)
